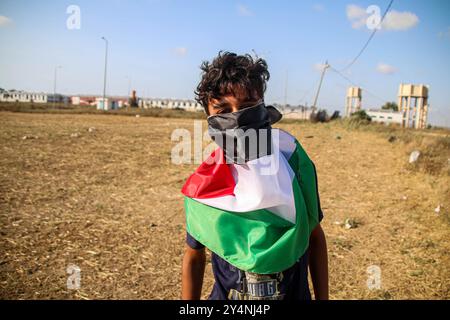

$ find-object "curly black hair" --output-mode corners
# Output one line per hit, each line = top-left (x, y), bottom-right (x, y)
(195, 51), (270, 114)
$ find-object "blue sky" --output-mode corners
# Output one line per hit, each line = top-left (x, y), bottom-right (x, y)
(0, 0), (449, 126)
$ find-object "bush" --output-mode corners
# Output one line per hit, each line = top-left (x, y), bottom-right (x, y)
(342, 110), (372, 128)
(310, 109), (328, 123)
(350, 110), (372, 122)
(412, 136), (450, 176)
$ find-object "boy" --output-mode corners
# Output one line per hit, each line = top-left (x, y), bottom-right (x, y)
(181, 52), (328, 300)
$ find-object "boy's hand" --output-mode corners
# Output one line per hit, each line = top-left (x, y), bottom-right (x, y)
(182, 246), (206, 300)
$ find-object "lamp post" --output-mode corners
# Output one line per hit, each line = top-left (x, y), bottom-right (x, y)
(53, 65), (62, 106)
(125, 76), (132, 110)
(125, 76), (131, 96)
(101, 37), (108, 110)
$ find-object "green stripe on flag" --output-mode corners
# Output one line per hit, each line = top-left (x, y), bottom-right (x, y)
(185, 140), (320, 274)
(288, 140), (321, 229)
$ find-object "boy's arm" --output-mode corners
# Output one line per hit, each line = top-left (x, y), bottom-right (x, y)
(309, 224), (329, 300)
(181, 245), (206, 300)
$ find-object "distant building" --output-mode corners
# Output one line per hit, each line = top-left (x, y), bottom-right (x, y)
(0, 90), (69, 104)
(139, 98), (203, 112)
(114, 98), (129, 108)
(71, 96), (97, 106)
(274, 104), (313, 120)
(47, 94), (70, 104)
(366, 109), (402, 125)
(0, 90), (48, 103)
(345, 87), (362, 117)
(397, 83), (429, 129)
(96, 97), (119, 110)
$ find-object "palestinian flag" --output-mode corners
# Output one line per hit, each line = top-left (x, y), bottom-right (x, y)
(181, 129), (321, 274)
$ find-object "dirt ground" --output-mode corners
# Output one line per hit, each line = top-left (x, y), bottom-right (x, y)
(0, 112), (449, 299)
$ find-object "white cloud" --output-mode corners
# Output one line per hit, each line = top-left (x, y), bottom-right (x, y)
(346, 4), (418, 31)
(346, 4), (366, 19)
(0, 15), (12, 27)
(382, 10), (419, 31)
(313, 4), (324, 12)
(438, 26), (450, 40)
(346, 4), (367, 29)
(174, 47), (188, 57)
(237, 4), (253, 17)
(376, 63), (397, 75)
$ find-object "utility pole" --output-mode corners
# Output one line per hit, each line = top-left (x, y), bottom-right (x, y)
(312, 60), (329, 111)
(284, 70), (288, 108)
(53, 66), (62, 107)
(101, 37), (108, 110)
(127, 77), (131, 97)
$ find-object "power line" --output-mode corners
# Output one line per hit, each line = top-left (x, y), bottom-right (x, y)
(329, 65), (387, 104)
(298, 81), (318, 105)
(310, 0), (394, 107)
(339, 0), (394, 72)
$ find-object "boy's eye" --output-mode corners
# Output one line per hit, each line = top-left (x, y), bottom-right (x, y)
(213, 105), (230, 114)
(215, 108), (228, 114)
(239, 103), (254, 110)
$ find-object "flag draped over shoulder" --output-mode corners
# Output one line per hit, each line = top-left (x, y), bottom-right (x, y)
(181, 129), (320, 274)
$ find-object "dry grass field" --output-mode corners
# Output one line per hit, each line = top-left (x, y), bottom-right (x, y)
(0, 111), (449, 299)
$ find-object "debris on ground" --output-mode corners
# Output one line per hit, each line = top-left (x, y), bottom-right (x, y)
(22, 135), (38, 140)
(434, 205), (441, 214)
(344, 218), (358, 230)
(409, 151), (421, 164)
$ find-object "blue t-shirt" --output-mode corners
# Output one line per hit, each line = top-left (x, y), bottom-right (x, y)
(186, 163), (323, 300)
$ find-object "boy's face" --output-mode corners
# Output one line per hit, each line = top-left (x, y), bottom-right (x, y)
(207, 94), (261, 116)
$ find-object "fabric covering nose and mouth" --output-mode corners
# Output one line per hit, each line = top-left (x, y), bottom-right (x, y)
(207, 103), (283, 164)
(206, 102), (283, 130)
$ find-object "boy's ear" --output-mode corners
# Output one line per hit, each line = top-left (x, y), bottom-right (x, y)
(204, 98), (212, 116)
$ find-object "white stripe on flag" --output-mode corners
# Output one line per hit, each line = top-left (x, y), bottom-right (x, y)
(193, 130), (298, 224)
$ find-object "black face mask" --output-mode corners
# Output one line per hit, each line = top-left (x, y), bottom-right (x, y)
(207, 102), (282, 164)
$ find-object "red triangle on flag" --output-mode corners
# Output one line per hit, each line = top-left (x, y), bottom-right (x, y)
(181, 148), (236, 199)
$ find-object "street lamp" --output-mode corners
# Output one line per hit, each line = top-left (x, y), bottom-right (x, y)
(53, 65), (62, 106)
(125, 76), (131, 97)
(101, 37), (108, 109)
